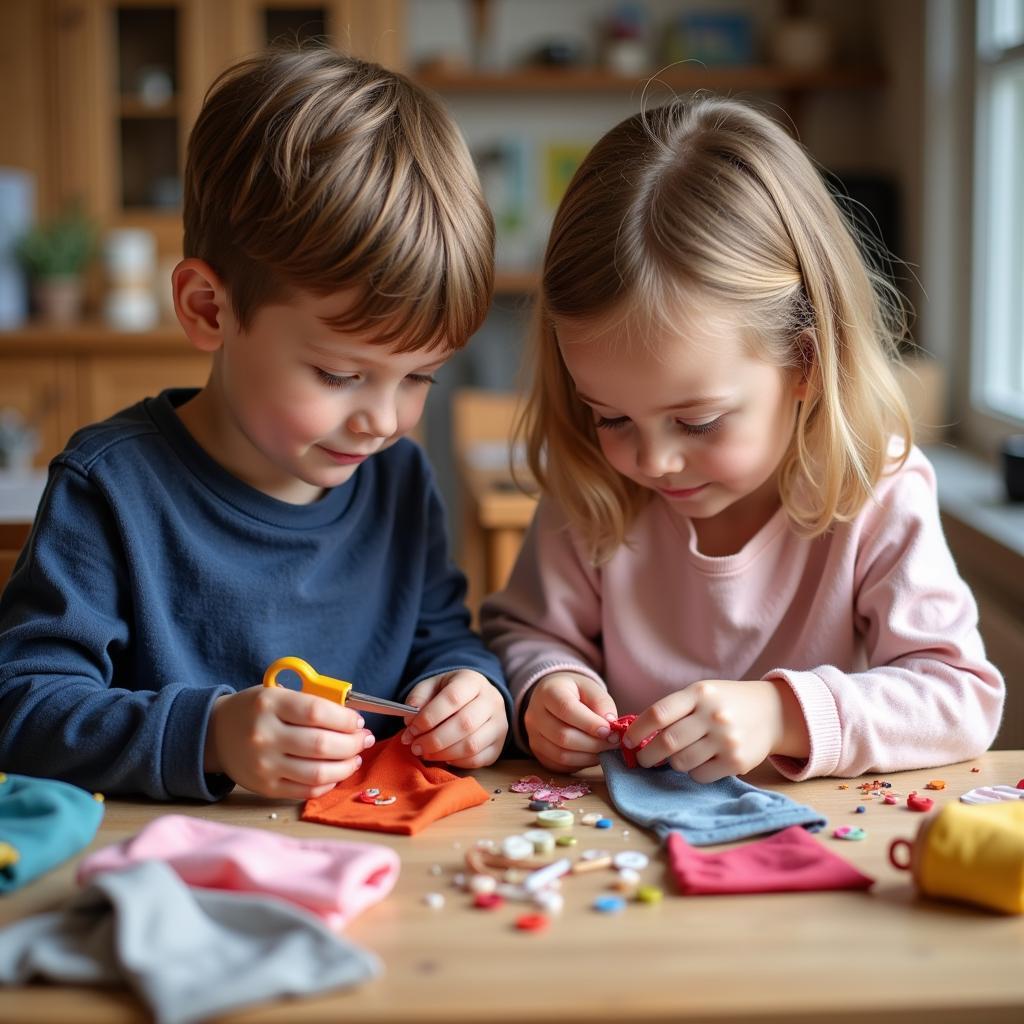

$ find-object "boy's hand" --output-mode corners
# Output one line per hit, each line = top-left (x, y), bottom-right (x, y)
(623, 679), (800, 783)
(523, 671), (619, 774)
(205, 686), (374, 799)
(400, 670), (508, 768)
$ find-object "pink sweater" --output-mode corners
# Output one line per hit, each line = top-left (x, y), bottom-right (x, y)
(480, 447), (1005, 779)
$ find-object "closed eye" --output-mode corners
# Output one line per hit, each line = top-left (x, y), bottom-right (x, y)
(314, 367), (358, 389)
(595, 414), (629, 430)
(405, 373), (438, 386)
(678, 417), (723, 437)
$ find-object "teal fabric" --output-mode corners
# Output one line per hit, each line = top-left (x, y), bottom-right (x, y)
(0, 773), (104, 892)
(600, 749), (825, 845)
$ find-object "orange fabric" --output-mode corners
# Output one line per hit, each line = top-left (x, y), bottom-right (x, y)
(301, 735), (490, 836)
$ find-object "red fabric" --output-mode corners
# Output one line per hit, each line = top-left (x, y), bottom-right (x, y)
(301, 735), (489, 836)
(608, 714), (656, 768)
(667, 826), (875, 895)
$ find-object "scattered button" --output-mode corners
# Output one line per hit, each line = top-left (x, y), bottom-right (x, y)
(925, 780), (946, 791)
(636, 885), (663, 904)
(613, 851), (650, 871)
(469, 873), (497, 895)
(501, 835), (535, 860)
(473, 892), (504, 910)
(422, 892), (444, 909)
(832, 826), (866, 841)
(534, 890), (564, 914)
(528, 799), (556, 811)
(855, 806), (866, 814)
(358, 787), (381, 804)
(593, 895), (627, 913)
(535, 809), (574, 829)
(555, 835), (578, 847)
(515, 912), (549, 932)
(581, 812), (603, 825)
(595, 818), (613, 829)
(907, 792), (934, 812)
(523, 829), (556, 854)
(580, 848), (611, 861)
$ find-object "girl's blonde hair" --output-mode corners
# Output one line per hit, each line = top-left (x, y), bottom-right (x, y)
(519, 96), (913, 562)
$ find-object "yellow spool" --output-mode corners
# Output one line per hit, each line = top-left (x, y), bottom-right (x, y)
(891, 801), (1024, 914)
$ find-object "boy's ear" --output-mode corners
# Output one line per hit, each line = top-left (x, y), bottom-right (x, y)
(172, 258), (233, 353)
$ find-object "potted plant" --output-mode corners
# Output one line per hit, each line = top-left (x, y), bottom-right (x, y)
(15, 206), (96, 325)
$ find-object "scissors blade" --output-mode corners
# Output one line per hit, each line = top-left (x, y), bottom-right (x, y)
(345, 690), (419, 717)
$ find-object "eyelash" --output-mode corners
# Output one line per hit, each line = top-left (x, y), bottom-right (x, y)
(594, 415), (723, 437)
(314, 368), (437, 390)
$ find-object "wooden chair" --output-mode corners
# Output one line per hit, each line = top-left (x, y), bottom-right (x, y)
(451, 389), (538, 618)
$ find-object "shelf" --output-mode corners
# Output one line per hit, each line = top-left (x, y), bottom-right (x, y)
(415, 65), (886, 95)
(0, 321), (189, 355)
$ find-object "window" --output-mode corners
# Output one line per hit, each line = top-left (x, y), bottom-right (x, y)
(973, 0), (1024, 424)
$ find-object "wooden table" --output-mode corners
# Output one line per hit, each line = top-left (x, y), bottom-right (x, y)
(2, 754), (1023, 1023)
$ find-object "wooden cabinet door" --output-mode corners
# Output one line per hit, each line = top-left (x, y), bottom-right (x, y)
(79, 353), (211, 425)
(0, 356), (75, 467)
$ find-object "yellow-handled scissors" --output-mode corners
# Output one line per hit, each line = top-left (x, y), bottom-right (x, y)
(262, 657), (419, 717)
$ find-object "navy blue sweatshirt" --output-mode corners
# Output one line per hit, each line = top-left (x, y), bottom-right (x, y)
(0, 390), (508, 800)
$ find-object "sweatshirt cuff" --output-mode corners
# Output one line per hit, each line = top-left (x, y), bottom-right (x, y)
(763, 668), (842, 781)
(165, 686), (236, 801)
(511, 660), (605, 753)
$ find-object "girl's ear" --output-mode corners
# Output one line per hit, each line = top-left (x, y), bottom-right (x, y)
(172, 258), (234, 353)
(793, 330), (815, 401)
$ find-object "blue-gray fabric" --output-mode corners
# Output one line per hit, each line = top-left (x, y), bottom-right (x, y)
(0, 389), (509, 801)
(600, 749), (826, 845)
(0, 859), (379, 1024)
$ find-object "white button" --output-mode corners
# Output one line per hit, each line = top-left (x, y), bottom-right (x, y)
(613, 851), (650, 871)
(522, 829), (556, 854)
(501, 835), (535, 860)
(535, 809), (575, 828)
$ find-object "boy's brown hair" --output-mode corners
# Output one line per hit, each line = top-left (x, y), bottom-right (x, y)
(183, 47), (494, 351)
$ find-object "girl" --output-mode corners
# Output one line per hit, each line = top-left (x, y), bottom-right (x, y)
(481, 96), (1004, 783)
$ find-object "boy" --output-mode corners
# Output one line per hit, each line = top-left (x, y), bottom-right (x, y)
(0, 48), (510, 801)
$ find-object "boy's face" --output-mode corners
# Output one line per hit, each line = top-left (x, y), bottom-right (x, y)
(202, 289), (448, 503)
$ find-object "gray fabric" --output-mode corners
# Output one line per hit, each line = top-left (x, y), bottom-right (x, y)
(600, 749), (826, 845)
(0, 860), (379, 1023)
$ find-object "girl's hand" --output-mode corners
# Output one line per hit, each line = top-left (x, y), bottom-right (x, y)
(205, 686), (373, 799)
(524, 671), (620, 774)
(624, 679), (794, 783)
(400, 670), (508, 769)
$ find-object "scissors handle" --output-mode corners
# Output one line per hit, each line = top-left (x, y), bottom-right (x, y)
(262, 657), (418, 717)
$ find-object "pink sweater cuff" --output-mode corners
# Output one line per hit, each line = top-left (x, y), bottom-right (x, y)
(76, 814), (400, 930)
(764, 669), (843, 780)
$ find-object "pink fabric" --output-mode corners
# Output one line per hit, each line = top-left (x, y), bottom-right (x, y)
(667, 827), (875, 894)
(481, 445), (1004, 780)
(76, 814), (400, 929)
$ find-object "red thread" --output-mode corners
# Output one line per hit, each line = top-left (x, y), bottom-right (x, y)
(608, 714), (656, 768)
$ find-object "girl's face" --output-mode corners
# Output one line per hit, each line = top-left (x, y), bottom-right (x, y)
(555, 305), (806, 532)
